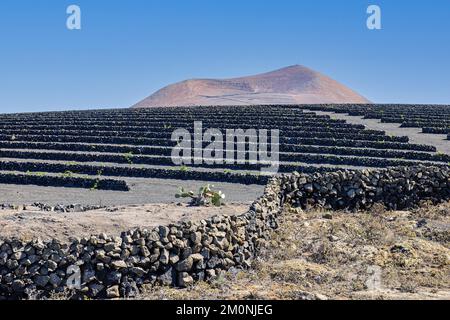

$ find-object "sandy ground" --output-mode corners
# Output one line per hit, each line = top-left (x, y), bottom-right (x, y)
(0, 203), (249, 242)
(311, 110), (450, 155)
(0, 177), (263, 207)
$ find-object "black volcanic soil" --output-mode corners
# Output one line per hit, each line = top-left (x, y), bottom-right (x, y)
(0, 178), (263, 207)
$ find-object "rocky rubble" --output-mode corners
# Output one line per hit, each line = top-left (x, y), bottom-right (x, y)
(1, 203), (105, 213)
(31, 203), (105, 213)
(0, 165), (449, 299)
(0, 204), (22, 210)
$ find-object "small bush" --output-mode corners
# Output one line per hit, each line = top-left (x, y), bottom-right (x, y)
(175, 184), (225, 207)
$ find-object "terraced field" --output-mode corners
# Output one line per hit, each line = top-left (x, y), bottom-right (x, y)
(1, 105), (450, 299)
(306, 104), (450, 137)
(0, 105), (448, 196)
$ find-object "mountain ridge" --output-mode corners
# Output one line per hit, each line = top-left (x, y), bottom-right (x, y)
(132, 65), (371, 108)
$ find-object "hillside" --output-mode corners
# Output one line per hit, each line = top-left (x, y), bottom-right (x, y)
(132, 65), (371, 108)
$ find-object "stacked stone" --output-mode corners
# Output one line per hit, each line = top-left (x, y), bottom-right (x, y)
(1, 165), (449, 299)
(0, 173), (129, 191)
(0, 178), (282, 299)
(282, 165), (450, 210)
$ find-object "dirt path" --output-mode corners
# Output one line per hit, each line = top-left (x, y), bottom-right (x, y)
(311, 110), (450, 155)
(0, 203), (249, 241)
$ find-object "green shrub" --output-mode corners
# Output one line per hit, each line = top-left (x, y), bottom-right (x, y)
(123, 152), (134, 164)
(175, 184), (225, 207)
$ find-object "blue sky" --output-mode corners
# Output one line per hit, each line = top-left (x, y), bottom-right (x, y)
(0, 0), (449, 113)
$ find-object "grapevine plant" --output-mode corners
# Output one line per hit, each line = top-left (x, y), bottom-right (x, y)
(175, 184), (225, 207)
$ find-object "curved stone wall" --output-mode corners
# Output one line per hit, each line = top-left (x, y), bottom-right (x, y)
(0, 165), (449, 299)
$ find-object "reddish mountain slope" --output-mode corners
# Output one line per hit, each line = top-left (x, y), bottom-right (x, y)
(132, 65), (371, 108)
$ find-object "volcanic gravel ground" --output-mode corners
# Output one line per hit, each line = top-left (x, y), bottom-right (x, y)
(0, 177), (263, 206)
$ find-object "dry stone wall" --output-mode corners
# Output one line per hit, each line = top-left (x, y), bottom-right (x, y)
(0, 179), (283, 299)
(282, 165), (450, 210)
(0, 165), (449, 299)
(0, 173), (129, 191)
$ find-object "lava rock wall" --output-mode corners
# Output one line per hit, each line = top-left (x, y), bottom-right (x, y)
(0, 165), (449, 299)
